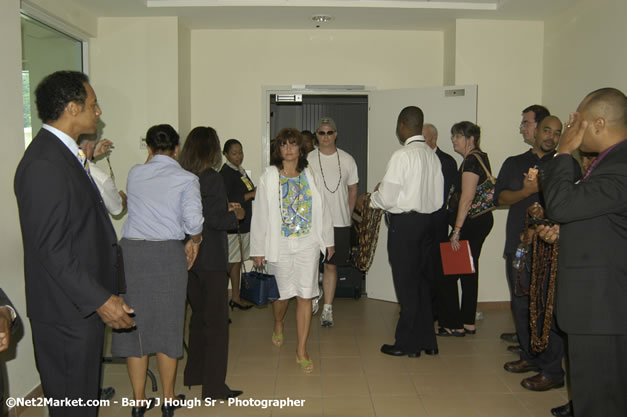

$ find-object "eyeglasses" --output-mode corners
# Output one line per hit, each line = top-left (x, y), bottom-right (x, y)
(317, 130), (335, 136)
(450, 134), (464, 142)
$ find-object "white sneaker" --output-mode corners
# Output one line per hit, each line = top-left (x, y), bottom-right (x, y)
(312, 297), (320, 315)
(320, 308), (334, 327)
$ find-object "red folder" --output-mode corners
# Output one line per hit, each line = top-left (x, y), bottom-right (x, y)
(440, 240), (475, 275)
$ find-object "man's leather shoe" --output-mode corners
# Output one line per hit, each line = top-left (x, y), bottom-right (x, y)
(423, 348), (439, 355)
(500, 332), (518, 343)
(503, 359), (540, 373)
(380, 344), (406, 356)
(521, 373), (564, 391)
(507, 344), (523, 354)
(407, 351), (421, 358)
(100, 386), (115, 401)
(551, 401), (573, 417)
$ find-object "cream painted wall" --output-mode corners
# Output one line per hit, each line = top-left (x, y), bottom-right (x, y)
(0, 0), (40, 401)
(543, 0), (627, 117)
(190, 29), (443, 181)
(455, 19), (545, 301)
(443, 23), (456, 85)
(178, 24), (192, 137)
(90, 17), (182, 234)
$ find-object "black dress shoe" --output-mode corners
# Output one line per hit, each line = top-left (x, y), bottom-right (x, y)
(423, 348), (439, 355)
(210, 389), (244, 400)
(463, 327), (476, 335)
(500, 332), (518, 343)
(100, 386), (115, 401)
(226, 390), (243, 399)
(380, 344), (406, 356)
(407, 351), (421, 358)
(437, 327), (465, 337)
(229, 300), (252, 310)
(161, 394), (185, 417)
(551, 401), (573, 417)
(507, 344), (523, 353)
(131, 398), (155, 417)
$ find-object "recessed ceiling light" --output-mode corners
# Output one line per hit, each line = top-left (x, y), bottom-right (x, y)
(312, 15), (333, 24)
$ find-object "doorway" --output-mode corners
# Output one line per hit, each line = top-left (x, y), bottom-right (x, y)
(269, 94), (368, 195)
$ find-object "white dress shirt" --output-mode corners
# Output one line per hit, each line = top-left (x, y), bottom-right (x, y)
(370, 135), (444, 214)
(90, 162), (124, 216)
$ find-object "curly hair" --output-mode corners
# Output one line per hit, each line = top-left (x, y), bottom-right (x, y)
(35, 71), (89, 123)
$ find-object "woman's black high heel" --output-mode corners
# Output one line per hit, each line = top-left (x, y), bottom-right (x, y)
(161, 394), (185, 417)
(131, 397), (155, 417)
(229, 299), (252, 310)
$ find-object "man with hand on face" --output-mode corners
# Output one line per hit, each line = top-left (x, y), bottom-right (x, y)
(14, 71), (135, 417)
(541, 88), (627, 417)
(501, 116), (569, 392)
(370, 106), (443, 358)
(495, 104), (550, 349)
(307, 117), (359, 327)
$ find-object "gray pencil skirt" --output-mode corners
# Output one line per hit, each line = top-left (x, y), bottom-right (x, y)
(111, 238), (188, 358)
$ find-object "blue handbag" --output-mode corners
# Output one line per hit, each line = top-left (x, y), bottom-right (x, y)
(240, 266), (280, 306)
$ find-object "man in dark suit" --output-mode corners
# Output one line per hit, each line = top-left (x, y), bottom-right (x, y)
(422, 123), (457, 318)
(14, 71), (135, 417)
(0, 289), (20, 416)
(541, 87), (627, 416)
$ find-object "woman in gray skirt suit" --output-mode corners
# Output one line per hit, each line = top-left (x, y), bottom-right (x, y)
(112, 124), (203, 417)
(178, 126), (245, 400)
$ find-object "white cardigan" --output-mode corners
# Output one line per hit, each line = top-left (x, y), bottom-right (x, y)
(250, 165), (334, 262)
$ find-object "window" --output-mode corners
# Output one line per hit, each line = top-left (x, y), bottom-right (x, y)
(21, 13), (83, 147)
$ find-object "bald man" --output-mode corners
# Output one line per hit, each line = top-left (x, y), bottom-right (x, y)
(542, 88), (627, 416)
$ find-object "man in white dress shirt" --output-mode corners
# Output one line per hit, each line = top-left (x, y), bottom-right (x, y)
(307, 117), (359, 327)
(370, 106), (444, 357)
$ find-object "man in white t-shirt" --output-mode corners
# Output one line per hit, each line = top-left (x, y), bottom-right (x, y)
(307, 117), (359, 327)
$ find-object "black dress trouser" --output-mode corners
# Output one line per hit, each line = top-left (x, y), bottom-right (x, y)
(568, 334), (627, 417)
(437, 212), (493, 329)
(31, 315), (104, 417)
(507, 254), (565, 383)
(184, 270), (230, 399)
(387, 212), (437, 352)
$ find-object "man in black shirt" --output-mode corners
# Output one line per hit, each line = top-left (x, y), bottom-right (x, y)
(496, 115), (568, 391)
(496, 104), (549, 347)
(423, 123), (457, 318)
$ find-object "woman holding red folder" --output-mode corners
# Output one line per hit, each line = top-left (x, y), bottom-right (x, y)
(437, 121), (494, 337)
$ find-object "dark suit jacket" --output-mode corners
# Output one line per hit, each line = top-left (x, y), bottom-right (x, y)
(14, 129), (120, 324)
(191, 168), (239, 273)
(436, 147), (457, 211)
(543, 139), (627, 335)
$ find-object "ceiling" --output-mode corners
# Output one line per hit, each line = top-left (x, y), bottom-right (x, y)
(65, 0), (577, 30)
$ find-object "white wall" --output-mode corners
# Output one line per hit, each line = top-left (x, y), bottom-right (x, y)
(455, 19), (545, 302)
(542, 0), (627, 117)
(90, 16), (182, 234)
(0, 0), (40, 401)
(190, 29), (444, 181)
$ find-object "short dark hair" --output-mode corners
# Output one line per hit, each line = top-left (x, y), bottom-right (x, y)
(451, 121), (482, 152)
(398, 106), (424, 134)
(583, 87), (627, 128)
(270, 128), (309, 172)
(223, 138), (242, 154)
(145, 124), (179, 153)
(301, 130), (318, 146)
(522, 104), (550, 125)
(35, 71), (89, 123)
(179, 126), (221, 175)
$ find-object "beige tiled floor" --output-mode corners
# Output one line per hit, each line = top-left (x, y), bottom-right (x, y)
(20, 299), (568, 417)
